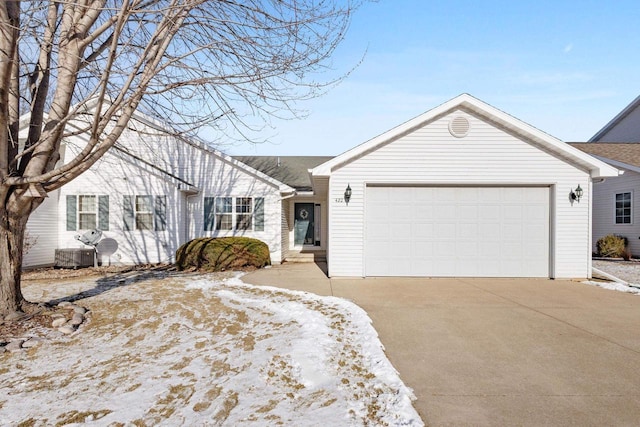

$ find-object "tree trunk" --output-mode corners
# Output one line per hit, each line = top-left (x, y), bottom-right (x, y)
(0, 201), (29, 315)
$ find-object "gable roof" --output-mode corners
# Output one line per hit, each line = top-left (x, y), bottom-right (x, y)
(570, 142), (640, 173)
(311, 93), (620, 179)
(233, 156), (333, 191)
(17, 101), (295, 194)
(589, 95), (640, 142)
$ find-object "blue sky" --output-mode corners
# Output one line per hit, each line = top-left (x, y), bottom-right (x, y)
(228, 0), (640, 156)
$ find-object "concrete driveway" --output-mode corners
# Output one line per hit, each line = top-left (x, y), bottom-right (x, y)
(243, 263), (640, 426)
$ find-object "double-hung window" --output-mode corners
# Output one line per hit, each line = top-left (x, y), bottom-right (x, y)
(204, 196), (264, 232)
(123, 195), (167, 231)
(215, 197), (233, 230)
(66, 195), (109, 231)
(236, 197), (253, 230)
(615, 192), (632, 224)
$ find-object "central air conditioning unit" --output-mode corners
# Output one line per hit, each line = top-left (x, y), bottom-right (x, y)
(54, 248), (96, 269)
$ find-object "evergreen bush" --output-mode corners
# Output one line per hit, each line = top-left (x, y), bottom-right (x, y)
(175, 237), (271, 271)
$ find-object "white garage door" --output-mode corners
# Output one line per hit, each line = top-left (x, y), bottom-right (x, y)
(365, 186), (549, 277)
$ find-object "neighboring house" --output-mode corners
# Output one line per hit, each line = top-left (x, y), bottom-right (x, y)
(572, 143), (640, 256)
(24, 94), (618, 278)
(590, 95), (640, 142)
(568, 94), (640, 257)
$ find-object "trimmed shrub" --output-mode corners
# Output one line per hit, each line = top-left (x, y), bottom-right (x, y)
(175, 237), (271, 272)
(596, 234), (630, 259)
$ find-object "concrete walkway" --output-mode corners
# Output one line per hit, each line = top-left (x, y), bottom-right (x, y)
(244, 263), (640, 426)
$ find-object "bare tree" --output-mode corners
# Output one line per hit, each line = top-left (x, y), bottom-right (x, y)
(0, 0), (359, 315)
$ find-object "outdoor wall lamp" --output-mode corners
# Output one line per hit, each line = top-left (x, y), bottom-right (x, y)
(570, 184), (583, 202)
(344, 184), (352, 204)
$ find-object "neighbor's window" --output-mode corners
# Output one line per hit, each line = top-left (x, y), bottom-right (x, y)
(615, 192), (632, 224)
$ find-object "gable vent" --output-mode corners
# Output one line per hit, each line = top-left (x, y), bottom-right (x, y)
(449, 116), (470, 138)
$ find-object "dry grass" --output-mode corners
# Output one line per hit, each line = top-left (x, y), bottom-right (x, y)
(0, 270), (416, 426)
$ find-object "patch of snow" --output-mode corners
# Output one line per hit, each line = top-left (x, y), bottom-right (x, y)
(583, 280), (640, 295)
(1, 273), (423, 426)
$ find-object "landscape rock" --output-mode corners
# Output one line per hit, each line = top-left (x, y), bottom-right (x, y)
(58, 325), (76, 335)
(52, 317), (67, 328)
(22, 338), (43, 348)
(5, 340), (25, 352)
(58, 301), (73, 308)
(70, 313), (84, 326)
(4, 312), (23, 321)
(73, 306), (87, 315)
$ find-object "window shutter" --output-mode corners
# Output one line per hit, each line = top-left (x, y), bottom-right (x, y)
(123, 195), (134, 231)
(204, 197), (215, 231)
(66, 195), (77, 231)
(98, 195), (109, 231)
(254, 197), (264, 231)
(154, 195), (167, 231)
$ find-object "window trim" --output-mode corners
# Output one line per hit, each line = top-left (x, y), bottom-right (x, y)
(123, 194), (166, 231)
(615, 191), (633, 225)
(78, 195), (97, 230)
(66, 194), (109, 231)
(204, 196), (264, 232)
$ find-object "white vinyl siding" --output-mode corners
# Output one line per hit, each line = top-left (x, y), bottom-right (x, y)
(23, 189), (60, 268)
(327, 109), (590, 279)
(281, 201), (290, 260)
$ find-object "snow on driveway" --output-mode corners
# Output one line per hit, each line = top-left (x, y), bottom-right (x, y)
(0, 273), (422, 426)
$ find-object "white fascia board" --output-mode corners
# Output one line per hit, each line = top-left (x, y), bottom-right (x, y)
(588, 155), (634, 175)
(312, 93), (620, 179)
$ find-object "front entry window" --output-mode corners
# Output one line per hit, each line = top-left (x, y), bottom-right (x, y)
(294, 203), (315, 246)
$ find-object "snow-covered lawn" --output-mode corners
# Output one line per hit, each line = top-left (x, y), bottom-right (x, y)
(0, 272), (422, 426)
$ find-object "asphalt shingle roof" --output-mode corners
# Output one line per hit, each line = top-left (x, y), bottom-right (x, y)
(570, 142), (640, 169)
(233, 156), (334, 191)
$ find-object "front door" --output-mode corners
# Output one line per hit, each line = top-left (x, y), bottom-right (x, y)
(294, 203), (315, 246)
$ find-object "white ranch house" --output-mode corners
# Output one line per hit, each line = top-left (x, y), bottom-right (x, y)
(24, 94), (619, 278)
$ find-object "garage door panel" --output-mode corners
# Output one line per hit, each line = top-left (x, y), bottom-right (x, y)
(458, 206), (478, 220)
(365, 186), (549, 277)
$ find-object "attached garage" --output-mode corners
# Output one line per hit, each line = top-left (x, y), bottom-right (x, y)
(311, 94), (620, 279)
(364, 186), (549, 277)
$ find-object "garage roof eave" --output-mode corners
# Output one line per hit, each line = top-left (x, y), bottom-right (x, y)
(311, 93), (622, 179)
